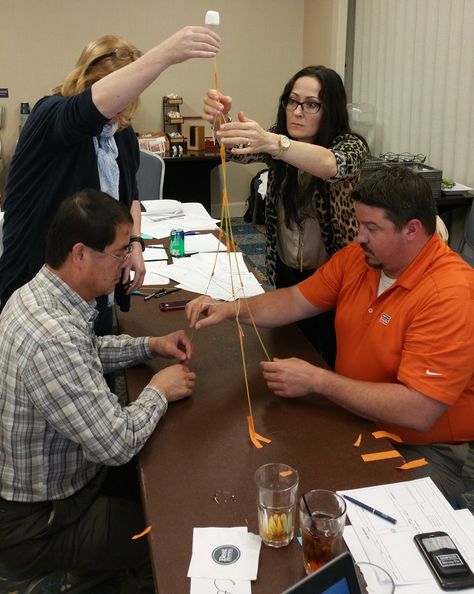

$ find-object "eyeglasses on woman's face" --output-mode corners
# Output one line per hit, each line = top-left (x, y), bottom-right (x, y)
(90, 243), (133, 264)
(282, 97), (323, 115)
(88, 47), (143, 69)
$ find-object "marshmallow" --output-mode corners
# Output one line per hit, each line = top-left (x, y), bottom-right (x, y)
(205, 10), (220, 25)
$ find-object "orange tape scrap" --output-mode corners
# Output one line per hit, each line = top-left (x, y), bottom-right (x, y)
(247, 415), (271, 449)
(372, 430), (403, 443)
(397, 458), (428, 470)
(353, 433), (362, 447)
(361, 450), (402, 462)
(279, 470), (293, 477)
(131, 525), (152, 540)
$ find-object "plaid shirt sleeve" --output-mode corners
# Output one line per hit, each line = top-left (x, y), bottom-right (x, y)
(22, 334), (167, 466)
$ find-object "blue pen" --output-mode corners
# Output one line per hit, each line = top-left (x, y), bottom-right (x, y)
(342, 494), (397, 524)
(184, 231), (200, 236)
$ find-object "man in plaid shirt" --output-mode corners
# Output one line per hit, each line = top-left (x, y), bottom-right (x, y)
(0, 189), (195, 592)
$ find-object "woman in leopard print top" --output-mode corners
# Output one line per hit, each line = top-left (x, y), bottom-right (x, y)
(203, 66), (368, 365)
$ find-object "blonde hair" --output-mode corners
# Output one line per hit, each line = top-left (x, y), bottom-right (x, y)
(51, 34), (141, 130)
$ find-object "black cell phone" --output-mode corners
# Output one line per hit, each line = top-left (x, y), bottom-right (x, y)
(159, 300), (189, 312)
(414, 531), (474, 590)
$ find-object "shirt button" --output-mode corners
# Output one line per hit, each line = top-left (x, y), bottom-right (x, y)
(368, 307), (374, 313)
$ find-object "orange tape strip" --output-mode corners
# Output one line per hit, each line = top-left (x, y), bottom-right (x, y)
(353, 433), (362, 447)
(247, 415), (271, 448)
(361, 450), (402, 462)
(131, 525), (151, 540)
(279, 470), (293, 477)
(397, 458), (429, 470)
(372, 430), (403, 443)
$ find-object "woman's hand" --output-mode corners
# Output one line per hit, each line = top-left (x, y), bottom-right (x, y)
(123, 244), (146, 294)
(218, 111), (279, 155)
(202, 89), (233, 128)
(159, 26), (220, 67)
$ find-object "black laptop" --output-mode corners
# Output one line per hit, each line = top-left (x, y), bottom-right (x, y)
(281, 552), (362, 594)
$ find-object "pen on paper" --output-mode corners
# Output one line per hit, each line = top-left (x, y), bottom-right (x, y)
(146, 246), (166, 249)
(342, 494), (397, 524)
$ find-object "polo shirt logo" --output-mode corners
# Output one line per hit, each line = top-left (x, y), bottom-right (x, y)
(379, 312), (391, 325)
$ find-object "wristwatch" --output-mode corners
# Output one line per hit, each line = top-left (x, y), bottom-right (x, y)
(273, 134), (291, 160)
(130, 235), (145, 252)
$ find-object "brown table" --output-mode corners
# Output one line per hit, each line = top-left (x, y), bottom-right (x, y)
(116, 293), (407, 594)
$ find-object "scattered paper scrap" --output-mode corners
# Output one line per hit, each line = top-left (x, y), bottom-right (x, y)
(397, 458), (429, 470)
(372, 430), (403, 443)
(353, 433), (362, 447)
(132, 525), (152, 540)
(361, 450), (402, 462)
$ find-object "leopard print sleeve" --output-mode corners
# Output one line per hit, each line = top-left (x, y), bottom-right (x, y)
(315, 134), (368, 255)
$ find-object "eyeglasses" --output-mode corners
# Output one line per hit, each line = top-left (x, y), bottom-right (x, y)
(282, 97), (323, 114)
(90, 244), (133, 263)
(88, 47), (143, 69)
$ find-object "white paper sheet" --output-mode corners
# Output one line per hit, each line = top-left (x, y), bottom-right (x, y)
(143, 261), (170, 286)
(339, 478), (474, 590)
(167, 252), (264, 300)
(190, 577), (251, 594)
(140, 202), (220, 239)
(185, 233), (226, 254)
(143, 245), (167, 261)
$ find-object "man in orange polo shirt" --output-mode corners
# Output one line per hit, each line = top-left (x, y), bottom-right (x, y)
(186, 166), (474, 503)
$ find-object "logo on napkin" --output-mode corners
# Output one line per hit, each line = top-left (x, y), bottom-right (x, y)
(212, 545), (241, 565)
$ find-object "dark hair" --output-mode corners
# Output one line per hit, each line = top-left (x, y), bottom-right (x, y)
(273, 66), (366, 225)
(45, 189), (133, 268)
(352, 166), (437, 235)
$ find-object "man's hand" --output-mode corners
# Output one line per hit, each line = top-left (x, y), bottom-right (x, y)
(149, 331), (192, 362)
(260, 357), (319, 398)
(148, 364), (196, 402)
(185, 296), (235, 329)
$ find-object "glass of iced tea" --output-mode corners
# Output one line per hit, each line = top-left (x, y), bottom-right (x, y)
(255, 463), (299, 547)
(299, 490), (347, 574)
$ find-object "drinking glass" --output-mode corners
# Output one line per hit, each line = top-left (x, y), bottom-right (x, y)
(299, 489), (347, 574)
(255, 463), (299, 547)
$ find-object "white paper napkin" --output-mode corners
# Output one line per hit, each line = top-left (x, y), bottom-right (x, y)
(190, 577), (251, 594)
(187, 527), (262, 581)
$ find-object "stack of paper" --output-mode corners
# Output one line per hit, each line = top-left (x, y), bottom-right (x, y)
(339, 478), (474, 593)
(140, 201), (220, 239)
(188, 527), (261, 594)
(167, 252), (264, 300)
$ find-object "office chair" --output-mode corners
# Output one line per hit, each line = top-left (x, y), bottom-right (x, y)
(137, 150), (165, 200)
(458, 200), (474, 267)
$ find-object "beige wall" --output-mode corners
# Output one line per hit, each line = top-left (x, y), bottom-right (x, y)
(0, 0), (314, 215)
(303, 0), (348, 76)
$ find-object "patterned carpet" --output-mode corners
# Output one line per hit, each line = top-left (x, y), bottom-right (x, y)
(9, 219), (268, 594)
(229, 217), (270, 287)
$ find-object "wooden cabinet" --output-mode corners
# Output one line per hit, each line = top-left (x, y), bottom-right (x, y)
(162, 96), (185, 149)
